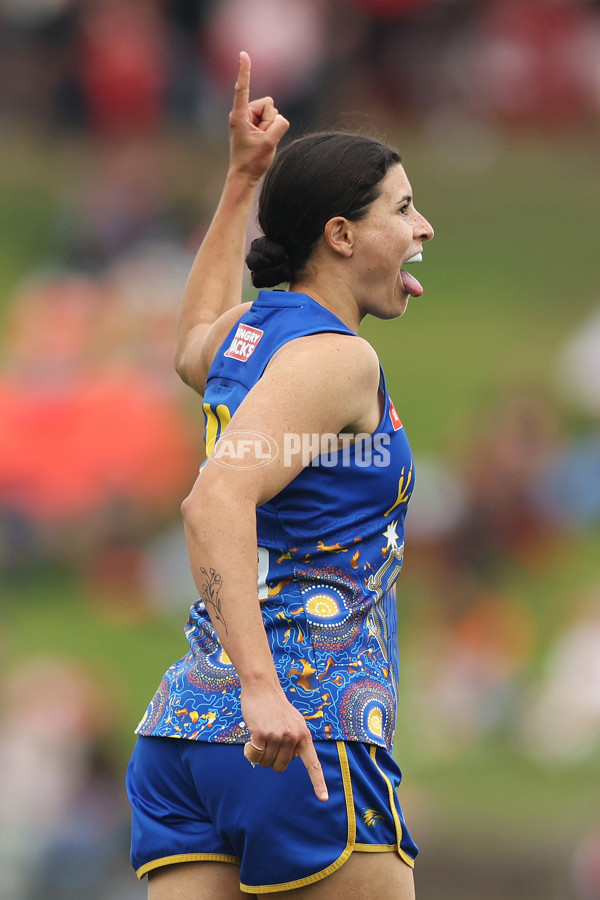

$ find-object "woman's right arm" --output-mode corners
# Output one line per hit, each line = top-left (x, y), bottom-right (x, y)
(181, 332), (381, 800)
(175, 52), (289, 395)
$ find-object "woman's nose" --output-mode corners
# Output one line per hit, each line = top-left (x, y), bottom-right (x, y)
(417, 213), (434, 242)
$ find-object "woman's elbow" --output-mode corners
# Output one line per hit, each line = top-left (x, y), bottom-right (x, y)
(180, 477), (220, 533)
(174, 330), (209, 393)
(180, 491), (194, 525)
(181, 477), (257, 537)
(181, 488), (204, 536)
(174, 345), (192, 387)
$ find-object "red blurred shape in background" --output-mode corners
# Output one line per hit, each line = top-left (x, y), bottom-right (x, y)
(0, 370), (197, 522)
(77, 0), (168, 136)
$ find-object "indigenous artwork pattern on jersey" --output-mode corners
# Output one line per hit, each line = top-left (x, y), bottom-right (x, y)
(136, 291), (415, 751)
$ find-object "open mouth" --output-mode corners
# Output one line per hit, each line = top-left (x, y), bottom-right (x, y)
(399, 253), (423, 297)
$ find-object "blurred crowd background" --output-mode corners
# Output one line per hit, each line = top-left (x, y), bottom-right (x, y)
(1, 1), (600, 899)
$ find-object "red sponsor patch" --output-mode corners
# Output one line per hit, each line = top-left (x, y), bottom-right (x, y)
(224, 324), (264, 361)
(389, 399), (402, 431)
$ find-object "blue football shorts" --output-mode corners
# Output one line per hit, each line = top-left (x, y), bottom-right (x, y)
(126, 736), (418, 894)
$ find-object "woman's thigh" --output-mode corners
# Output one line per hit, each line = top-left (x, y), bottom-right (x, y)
(148, 861), (253, 900)
(146, 853), (413, 900)
(269, 852), (415, 900)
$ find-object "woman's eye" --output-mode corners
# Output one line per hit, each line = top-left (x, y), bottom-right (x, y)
(399, 204), (410, 215)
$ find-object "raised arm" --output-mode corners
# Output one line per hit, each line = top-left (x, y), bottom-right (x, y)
(175, 51), (290, 394)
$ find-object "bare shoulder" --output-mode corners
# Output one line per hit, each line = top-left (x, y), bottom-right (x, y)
(186, 302), (253, 392)
(260, 332), (381, 434)
(177, 302), (253, 395)
(202, 302), (253, 369)
(267, 331), (380, 388)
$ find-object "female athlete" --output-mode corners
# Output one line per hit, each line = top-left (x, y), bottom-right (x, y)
(127, 51), (434, 900)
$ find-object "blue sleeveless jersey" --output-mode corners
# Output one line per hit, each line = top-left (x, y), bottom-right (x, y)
(136, 290), (415, 751)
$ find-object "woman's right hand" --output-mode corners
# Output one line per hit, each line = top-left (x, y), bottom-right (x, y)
(228, 51), (290, 182)
(241, 682), (329, 802)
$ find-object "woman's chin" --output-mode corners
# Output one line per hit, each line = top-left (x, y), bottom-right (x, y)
(396, 292), (410, 317)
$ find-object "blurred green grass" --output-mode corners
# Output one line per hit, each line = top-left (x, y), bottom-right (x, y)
(363, 134), (599, 451)
(1, 134), (599, 895)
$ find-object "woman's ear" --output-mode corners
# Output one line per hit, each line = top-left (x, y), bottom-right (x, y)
(323, 216), (354, 258)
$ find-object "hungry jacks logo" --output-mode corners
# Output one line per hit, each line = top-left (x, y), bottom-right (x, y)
(224, 324), (264, 361)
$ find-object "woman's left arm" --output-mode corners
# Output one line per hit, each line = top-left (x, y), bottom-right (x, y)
(181, 333), (380, 797)
(175, 51), (289, 394)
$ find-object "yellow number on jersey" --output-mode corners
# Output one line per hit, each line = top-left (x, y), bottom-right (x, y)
(203, 402), (231, 457)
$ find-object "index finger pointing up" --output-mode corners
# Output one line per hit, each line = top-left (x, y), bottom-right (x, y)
(233, 50), (251, 111)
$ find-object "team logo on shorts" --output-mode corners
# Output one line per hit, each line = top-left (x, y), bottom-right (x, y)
(224, 324), (264, 361)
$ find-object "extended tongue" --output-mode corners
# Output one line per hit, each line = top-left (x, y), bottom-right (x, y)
(400, 269), (423, 297)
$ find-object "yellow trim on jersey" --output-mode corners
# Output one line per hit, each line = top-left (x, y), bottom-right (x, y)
(136, 852), (239, 879)
(240, 741), (355, 894)
(369, 745), (415, 869)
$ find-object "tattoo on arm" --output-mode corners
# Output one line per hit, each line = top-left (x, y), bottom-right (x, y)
(199, 567), (228, 634)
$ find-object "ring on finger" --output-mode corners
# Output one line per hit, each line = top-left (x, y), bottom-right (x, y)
(244, 740), (266, 768)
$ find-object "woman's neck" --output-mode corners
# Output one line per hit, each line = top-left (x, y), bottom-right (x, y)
(290, 273), (364, 334)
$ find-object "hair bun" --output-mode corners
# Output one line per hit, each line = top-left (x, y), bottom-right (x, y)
(245, 236), (292, 288)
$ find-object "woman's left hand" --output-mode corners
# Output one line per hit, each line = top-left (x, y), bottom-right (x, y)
(228, 51), (290, 181)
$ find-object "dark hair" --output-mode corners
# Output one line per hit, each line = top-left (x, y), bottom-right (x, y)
(245, 132), (401, 288)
